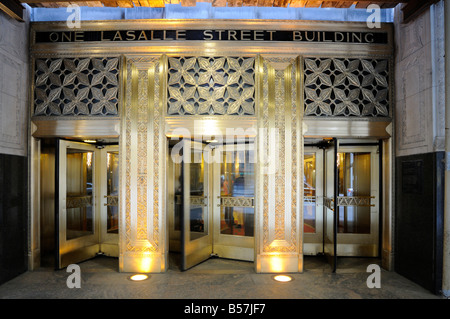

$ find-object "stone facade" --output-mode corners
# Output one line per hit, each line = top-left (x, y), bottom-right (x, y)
(394, 1), (445, 157)
(0, 10), (29, 157)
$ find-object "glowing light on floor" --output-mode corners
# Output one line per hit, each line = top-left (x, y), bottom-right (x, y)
(273, 275), (293, 283)
(129, 274), (149, 281)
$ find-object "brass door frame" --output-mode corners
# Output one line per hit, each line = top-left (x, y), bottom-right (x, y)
(180, 140), (213, 270)
(335, 144), (380, 257)
(99, 145), (119, 257)
(303, 146), (324, 256)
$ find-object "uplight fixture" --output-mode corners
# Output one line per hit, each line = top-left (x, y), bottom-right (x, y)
(273, 275), (293, 283)
(129, 274), (149, 282)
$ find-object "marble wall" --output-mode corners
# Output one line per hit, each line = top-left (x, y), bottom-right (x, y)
(0, 10), (29, 157)
(393, 1), (446, 294)
(0, 9), (30, 284)
(394, 1), (445, 157)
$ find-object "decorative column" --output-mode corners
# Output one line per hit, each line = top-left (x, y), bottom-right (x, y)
(119, 55), (167, 273)
(256, 55), (303, 273)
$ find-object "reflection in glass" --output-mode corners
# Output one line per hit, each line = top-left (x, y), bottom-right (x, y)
(66, 150), (94, 240)
(337, 152), (371, 234)
(220, 150), (254, 237)
(174, 161), (182, 232)
(190, 151), (207, 240)
(106, 152), (119, 234)
(304, 154), (316, 233)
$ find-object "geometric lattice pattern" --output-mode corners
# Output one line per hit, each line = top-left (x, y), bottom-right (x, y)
(167, 56), (255, 116)
(304, 58), (389, 117)
(33, 57), (119, 116)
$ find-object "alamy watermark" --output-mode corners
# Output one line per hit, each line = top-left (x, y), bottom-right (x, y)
(66, 4), (81, 29)
(66, 264), (81, 288)
(366, 264), (381, 288)
(366, 4), (382, 29)
(169, 125), (280, 174)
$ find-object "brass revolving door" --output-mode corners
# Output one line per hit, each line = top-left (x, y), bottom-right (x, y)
(54, 139), (119, 269)
(168, 139), (255, 271)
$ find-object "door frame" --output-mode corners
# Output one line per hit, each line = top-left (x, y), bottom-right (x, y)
(167, 139), (257, 269)
(98, 145), (120, 257)
(56, 139), (100, 269)
(335, 144), (380, 257)
(211, 142), (255, 262)
(303, 139), (383, 271)
(303, 146), (324, 256)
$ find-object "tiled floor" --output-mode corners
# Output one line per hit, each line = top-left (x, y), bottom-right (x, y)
(0, 255), (443, 299)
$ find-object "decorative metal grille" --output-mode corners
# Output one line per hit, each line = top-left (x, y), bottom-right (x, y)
(322, 196), (374, 210)
(66, 195), (92, 209)
(219, 196), (254, 207)
(33, 57), (119, 116)
(304, 58), (389, 117)
(167, 56), (255, 116)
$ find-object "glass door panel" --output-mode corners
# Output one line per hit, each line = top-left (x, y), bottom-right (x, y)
(303, 148), (324, 255)
(65, 149), (94, 240)
(336, 145), (379, 257)
(181, 140), (213, 271)
(57, 140), (99, 269)
(168, 150), (182, 253)
(213, 143), (255, 261)
(99, 145), (119, 257)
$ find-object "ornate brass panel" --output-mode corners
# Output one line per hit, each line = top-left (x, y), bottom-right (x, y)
(119, 54), (167, 272)
(256, 55), (302, 272)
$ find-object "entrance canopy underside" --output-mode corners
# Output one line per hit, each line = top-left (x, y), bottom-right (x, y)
(3, 0), (438, 27)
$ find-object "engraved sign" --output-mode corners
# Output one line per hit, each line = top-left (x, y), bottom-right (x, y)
(35, 29), (388, 44)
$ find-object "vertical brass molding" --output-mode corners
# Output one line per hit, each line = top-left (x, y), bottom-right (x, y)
(159, 55), (168, 267)
(297, 56), (304, 259)
(129, 63), (139, 245)
(255, 54), (263, 265)
(283, 63), (293, 245)
(267, 62), (276, 246)
(146, 65), (155, 246)
(119, 55), (128, 271)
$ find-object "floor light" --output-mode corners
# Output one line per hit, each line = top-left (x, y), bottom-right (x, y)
(129, 274), (149, 281)
(273, 275), (293, 283)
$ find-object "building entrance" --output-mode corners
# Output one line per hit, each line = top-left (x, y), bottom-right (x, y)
(303, 139), (380, 271)
(168, 140), (255, 271)
(40, 139), (119, 269)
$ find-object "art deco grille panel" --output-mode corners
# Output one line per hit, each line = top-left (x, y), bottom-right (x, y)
(167, 56), (255, 116)
(303, 58), (390, 117)
(33, 57), (119, 116)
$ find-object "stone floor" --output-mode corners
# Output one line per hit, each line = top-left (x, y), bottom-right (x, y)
(0, 255), (443, 299)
